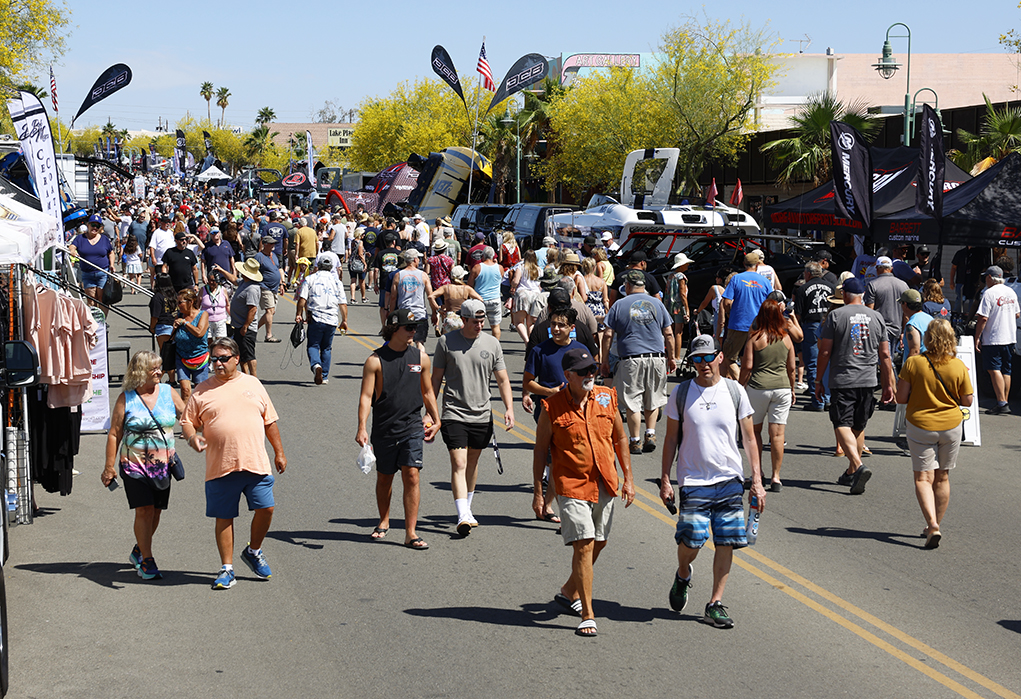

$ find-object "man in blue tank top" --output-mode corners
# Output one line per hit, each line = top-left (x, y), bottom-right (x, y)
(356, 309), (442, 550)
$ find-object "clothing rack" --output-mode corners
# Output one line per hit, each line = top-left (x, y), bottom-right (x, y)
(28, 266), (152, 334)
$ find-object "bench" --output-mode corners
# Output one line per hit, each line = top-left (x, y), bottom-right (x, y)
(108, 340), (132, 382)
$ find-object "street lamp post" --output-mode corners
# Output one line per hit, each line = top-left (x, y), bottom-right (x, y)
(873, 22), (912, 145)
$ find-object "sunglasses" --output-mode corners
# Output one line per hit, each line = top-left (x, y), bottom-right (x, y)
(690, 352), (719, 364)
(402, 324), (420, 332)
(574, 365), (598, 377)
(210, 354), (235, 363)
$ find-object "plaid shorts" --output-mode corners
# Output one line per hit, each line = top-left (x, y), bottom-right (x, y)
(674, 477), (747, 549)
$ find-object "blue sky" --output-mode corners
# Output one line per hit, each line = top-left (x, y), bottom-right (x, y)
(47, 0), (1018, 132)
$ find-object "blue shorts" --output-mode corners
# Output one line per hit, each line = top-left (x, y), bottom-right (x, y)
(155, 323), (173, 337)
(175, 356), (210, 384)
(81, 268), (108, 289)
(674, 477), (747, 549)
(205, 471), (275, 519)
(981, 344), (1014, 374)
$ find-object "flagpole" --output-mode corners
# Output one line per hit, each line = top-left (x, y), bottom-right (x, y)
(467, 36), (486, 206)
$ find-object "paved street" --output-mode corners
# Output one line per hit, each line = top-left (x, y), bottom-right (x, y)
(6, 291), (1021, 699)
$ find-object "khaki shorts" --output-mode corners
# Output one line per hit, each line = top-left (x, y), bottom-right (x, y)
(722, 329), (749, 363)
(558, 483), (615, 545)
(746, 386), (793, 425)
(259, 288), (277, 310)
(614, 355), (668, 414)
(906, 421), (962, 472)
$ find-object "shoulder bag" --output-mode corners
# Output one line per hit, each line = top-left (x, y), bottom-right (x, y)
(134, 388), (185, 481)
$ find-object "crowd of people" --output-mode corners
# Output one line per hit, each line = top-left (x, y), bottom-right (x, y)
(90, 172), (1017, 635)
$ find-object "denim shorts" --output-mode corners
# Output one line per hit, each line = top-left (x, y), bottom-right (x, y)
(205, 471), (275, 519)
(81, 268), (108, 289)
(674, 477), (747, 549)
(155, 323), (174, 337)
(175, 356), (210, 384)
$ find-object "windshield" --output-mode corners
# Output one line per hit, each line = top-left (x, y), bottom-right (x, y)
(585, 193), (619, 209)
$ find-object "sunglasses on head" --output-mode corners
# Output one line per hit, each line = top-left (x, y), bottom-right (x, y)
(574, 365), (598, 377)
(210, 354), (235, 363)
(690, 352), (719, 364)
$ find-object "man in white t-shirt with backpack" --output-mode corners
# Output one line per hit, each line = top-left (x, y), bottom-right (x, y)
(975, 265), (1020, 415)
(659, 334), (765, 629)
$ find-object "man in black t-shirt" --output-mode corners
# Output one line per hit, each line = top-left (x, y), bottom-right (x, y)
(162, 231), (200, 291)
(373, 234), (402, 326)
(794, 261), (836, 411)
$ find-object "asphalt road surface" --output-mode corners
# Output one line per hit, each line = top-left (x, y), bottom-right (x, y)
(6, 290), (1021, 699)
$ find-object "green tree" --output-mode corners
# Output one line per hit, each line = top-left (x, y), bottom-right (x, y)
(215, 86), (231, 127)
(949, 94), (1021, 172)
(477, 110), (519, 203)
(14, 81), (46, 99)
(200, 81), (214, 121)
(760, 92), (880, 188)
(256, 106), (276, 125)
(652, 14), (785, 195)
(0, 0), (71, 92)
(349, 76), (505, 172)
(245, 125), (278, 165)
(537, 67), (672, 199)
(101, 120), (118, 139)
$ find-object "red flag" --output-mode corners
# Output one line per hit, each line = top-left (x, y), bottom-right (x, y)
(477, 41), (496, 92)
(729, 178), (743, 206)
(705, 178), (718, 207)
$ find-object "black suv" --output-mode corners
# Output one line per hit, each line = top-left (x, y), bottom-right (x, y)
(450, 204), (511, 248)
(500, 203), (577, 251)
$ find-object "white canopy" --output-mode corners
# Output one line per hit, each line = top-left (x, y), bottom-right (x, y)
(194, 165), (231, 182)
(0, 192), (62, 265)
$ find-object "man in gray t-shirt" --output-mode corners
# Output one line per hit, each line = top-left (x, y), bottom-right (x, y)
(817, 277), (895, 496)
(864, 257), (909, 343)
(430, 299), (516, 536)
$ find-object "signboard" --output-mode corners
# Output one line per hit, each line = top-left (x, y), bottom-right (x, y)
(81, 319), (111, 432)
(561, 53), (641, 83)
(956, 336), (981, 446)
(328, 127), (354, 148)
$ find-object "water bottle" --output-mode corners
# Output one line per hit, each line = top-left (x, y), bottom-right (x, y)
(746, 495), (761, 545)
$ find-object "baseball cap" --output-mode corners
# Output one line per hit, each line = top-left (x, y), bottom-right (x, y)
(174, 231), (188, 240)
(583, 235), (597, 247)
(766, 290), (786, 303)
(260, 236), (277, 245)
(813, 249), (833, 261)
(876, 256), (893, 268)
(542, 236), (557, 246)
(402, 248), (421, 261)
(917, 246), (931, 255)
(387, 308), (419, 326)
(744, 252), (760, 266)
(623, 269), (646, 286)
(600, 231), (613, 242)
(451, 265), (467, 280)
(841, 277), (865, 295)
(899, 289), (922, 304)
(630, 251), (648, 263)
(459, 298), (487, 319)
(548, 287), (572, 310)
(475, 231), (485, 241)
(688, 334), (719, 357)
(985, 265), (1004, 277)
(317, 256), (334, 270)
(539, 267), (559, 290)
(412, 213), (423, 220)
(88, 213), (103, 225)
(561, 347), (597, 374)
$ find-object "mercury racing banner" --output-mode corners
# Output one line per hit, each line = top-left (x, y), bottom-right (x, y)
(915, 104), (944, 223)
(829, 121), (873, 230)
(431, 45), (466, 109)
(486, 53), (548, 115)
(71, 63), (132, 126)
(175, 129), (187, 176)
(7, 91), (62, 244)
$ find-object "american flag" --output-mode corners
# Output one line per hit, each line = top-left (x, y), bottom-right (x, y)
(49, 65), (58, 113)
(477, 42), (496, 92)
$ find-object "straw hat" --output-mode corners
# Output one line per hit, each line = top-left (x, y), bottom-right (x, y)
(238, 258), (264, 283)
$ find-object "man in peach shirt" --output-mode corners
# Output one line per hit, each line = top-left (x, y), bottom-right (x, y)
(532, 348), (635, 638)
(182, 336), (287, 590)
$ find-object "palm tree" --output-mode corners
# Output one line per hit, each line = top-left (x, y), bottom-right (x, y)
(215, 87), (231, 128)
(950, 94), (1021, 173)
(761, 91), (881, 189)
(245, 125), (278, 165)
(256, 107), (276, 126)
(477, 111), (518, 203)
(200, 82), (214, 122)
(15, 83), (47, 100)
(101, 120), (118, 138)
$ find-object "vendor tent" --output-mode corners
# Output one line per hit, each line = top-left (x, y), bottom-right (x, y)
(763, 147), (971, 236)
(877, 153), (1021, 246)
(194, 165), (231, 182)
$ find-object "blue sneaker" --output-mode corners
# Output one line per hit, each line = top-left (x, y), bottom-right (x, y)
(137, 557), (163, 580)
(212, 567), (236, 590)
(129, 544), (142, 570)
(241, 545), (272, 579)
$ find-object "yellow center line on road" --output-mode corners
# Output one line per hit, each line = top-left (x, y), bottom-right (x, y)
(311, 320), (1018, 699)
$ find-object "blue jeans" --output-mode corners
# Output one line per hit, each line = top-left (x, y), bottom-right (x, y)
(306, 320), (336, 374)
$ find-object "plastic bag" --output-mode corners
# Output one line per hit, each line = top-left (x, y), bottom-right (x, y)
(357, 444), (376, 474)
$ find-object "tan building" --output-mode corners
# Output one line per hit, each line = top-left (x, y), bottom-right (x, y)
(264, 122), (356, 152)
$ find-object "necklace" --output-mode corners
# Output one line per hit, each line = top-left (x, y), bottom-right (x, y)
(695, 382), (720, 410)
